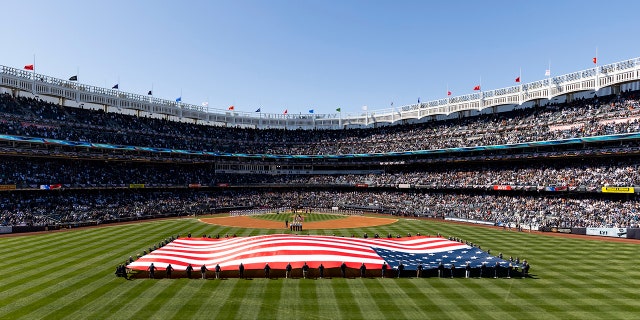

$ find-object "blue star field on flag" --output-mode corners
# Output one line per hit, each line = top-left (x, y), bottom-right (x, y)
(372, 246), (515, 270)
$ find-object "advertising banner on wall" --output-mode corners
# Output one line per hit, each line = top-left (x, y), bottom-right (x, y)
(601, 187), (635, 193)
(586, 227), (628, 238)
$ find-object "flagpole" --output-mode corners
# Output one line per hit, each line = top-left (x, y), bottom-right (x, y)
(595, 47), (599, 92)
(547, 60), (551, 101)
(479, 76), (483, 107)
(518, 67), (522, 105)
(75, 66), (80, 103)
(32, 54), (36, 95)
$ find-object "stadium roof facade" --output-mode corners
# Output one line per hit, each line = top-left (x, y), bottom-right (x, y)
(2, 57), (640, 129)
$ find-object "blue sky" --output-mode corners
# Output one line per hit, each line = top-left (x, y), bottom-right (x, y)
(2, 0), (640, 115)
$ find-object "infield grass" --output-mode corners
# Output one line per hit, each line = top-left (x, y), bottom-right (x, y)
(0, 214), (638, 320)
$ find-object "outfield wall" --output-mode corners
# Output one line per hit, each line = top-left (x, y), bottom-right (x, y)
(543, 227), (640, 240)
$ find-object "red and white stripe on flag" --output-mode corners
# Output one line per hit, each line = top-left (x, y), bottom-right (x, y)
(127, 234), (466, 271)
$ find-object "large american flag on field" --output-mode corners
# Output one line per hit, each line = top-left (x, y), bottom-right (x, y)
(127, 234), (512, 271)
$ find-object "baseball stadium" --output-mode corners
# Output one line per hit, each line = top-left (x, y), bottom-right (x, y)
(2, 55), (640, 318)
(2, 2), (640, 319)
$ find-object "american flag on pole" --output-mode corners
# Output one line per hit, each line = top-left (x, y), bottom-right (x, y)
(127, 235), (511, 271)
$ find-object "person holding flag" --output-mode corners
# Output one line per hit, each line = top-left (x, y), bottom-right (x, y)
(201, 264), (208, 279)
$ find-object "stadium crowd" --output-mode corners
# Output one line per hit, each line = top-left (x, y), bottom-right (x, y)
(1, 91), (639, 155)
(1, 156), (639, 189)
(2, 91), (640, 233)
(1, 189), (639, 229)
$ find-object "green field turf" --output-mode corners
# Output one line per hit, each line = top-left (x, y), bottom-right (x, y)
(0, 215), (638, 320)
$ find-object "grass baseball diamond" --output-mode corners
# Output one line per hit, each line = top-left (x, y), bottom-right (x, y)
(0, 213), (638, 319)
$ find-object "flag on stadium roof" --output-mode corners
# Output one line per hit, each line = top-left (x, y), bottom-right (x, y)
(112, 84), (119, 89)
(283, 109), (288, 114)
(447, 91), (452, 96)
(255, 108), (261, 112)
(473, 85), (481, 91)
(593, 57), (597, 64)
(308, 109), (314, 113)
(545, 69), (550, 77)
(176, 97), (182, 102)
(515, 77), (520, 83)
(148, 90), (153, 96)
(228, 105), (235, 111)
(127, 235), (513, 271)
(24, 64), (34, 71)
(69, 75), (78, 81)
(336, 107), (341, 112)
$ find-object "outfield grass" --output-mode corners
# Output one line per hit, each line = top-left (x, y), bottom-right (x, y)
(0, 215), (638, 319)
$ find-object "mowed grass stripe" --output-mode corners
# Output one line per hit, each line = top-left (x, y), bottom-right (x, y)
(314, 280), (343, 320)
(369, 279), (427, 319)
(450, 279), (524, 318)
(401, 279), (450, 318)
(297, 280), (319, 316)
(332, 279), (363, 319)
(0, 220), (181, 317)
(192, 279), (243, 319)
(236, 278), (272, 319)
(0, 233), (128, 302)
(345, 280), (386, 319)
(0, 231), (176, 317)
(127, 279), (186, 319)
(61, 277), (144, 320)
(102, 280), (172, 320)
(168, 280), (209, 320)
(216, 277), (253, 318)
(275, 279), (299, 319)
(0, 224), (137, 263)
(0, 219), (187, 272)
(0, 219), (178, 292)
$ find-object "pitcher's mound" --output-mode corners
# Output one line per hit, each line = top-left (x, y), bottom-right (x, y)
(200, 215), (397, 230)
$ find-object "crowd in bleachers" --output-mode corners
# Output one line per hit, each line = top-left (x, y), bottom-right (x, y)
(1, 156), (639, 189)
(1, 91), (640, 155)
(1, 189), (639, 229)
(2, 91), (640, 232)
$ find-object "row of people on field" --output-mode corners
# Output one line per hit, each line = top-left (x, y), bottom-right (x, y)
(127, 260), (531, 279)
